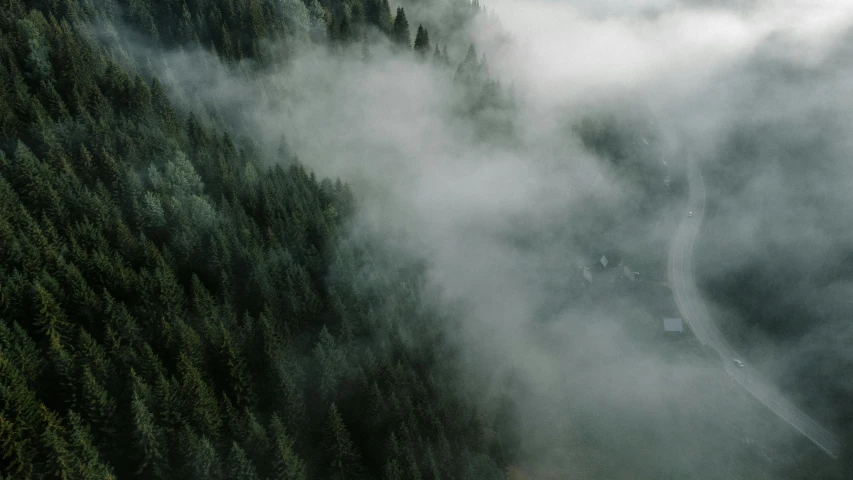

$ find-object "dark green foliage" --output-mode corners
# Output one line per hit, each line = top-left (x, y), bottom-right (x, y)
(392, 7), (411, 49)
(452, 44), (516, 143)
(338, 16), (352, 46)
(227, 442), (261, 480)
(130, 388), (167, 478)
(366, 0), (393, 34)
(323, 403), (362, 479)
(455, 44), (482, 85)
(0, 0), (504, 478)
(268, 413), (306, 479)
(414, 25), (430, 58)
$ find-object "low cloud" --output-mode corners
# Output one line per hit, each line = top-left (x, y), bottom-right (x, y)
(112, 0), (853, 475)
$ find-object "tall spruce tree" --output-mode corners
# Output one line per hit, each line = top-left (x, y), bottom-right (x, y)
(413, 25), (430, 58)
(366, 0), (393, 34)
(392, 7), (411, 48)
(323, 403), (362, 479)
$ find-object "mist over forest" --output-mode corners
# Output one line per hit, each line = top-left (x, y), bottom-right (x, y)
(1, 0), (852, 479)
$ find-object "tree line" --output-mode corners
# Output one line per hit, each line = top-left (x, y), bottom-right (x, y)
(0, 0), (513, 478)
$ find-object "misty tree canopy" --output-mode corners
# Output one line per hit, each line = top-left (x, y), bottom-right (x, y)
(0, 0), (510, 478)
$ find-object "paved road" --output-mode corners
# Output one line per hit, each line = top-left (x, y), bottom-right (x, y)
(667, 155), (841, 458)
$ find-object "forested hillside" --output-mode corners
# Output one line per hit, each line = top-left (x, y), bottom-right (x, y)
(0, 0), (510, 478)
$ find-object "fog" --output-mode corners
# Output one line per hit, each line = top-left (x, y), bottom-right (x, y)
(119, 0), (853, 476)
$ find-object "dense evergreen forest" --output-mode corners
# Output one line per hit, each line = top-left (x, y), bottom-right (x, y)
(0, 0), (513, 478)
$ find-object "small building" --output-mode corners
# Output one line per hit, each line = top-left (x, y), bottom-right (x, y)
(600, 255), (608, 268)
(663, 317), (684, 333)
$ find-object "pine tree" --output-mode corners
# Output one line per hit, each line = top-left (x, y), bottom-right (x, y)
(0, 415), (32, 478)
(384, 459), (404, 480)
(61, 260), (100, 330)
(186, 433), (223, 480)
(268, 414), (306, 480)
(32, 282), (70, 347)
(65, 411), (116, 479)
(424, 445), (441, 480)
(219, 326), (255, 409)
(338, 16), (352, 45)
(177, 353), (222, 438)
(413, 25), (430, 58)
(98, 148), (122, 201)
(227, 442), (261, 480)
(11, 141), (63, 221)
(380, 0), (393, 34)
(241, 410), (269, 464)
(392, 8), (410, 48)
(368, 382), (386, 422)
(78, 367), (116, 445)
(189, 273), (219, 321)
(323, 403), (362, 479)
(130, 381), (168, 477)
(0, 321), (43, 384)
(366, 0), (392, 34)
(314, 325), (348, 401)
(36, 407), (76, 479)
(0, 349), (39, 478)
(455, 44), (482, 85)
(155, 373), (185, 430)
(75, 330), (114, 387)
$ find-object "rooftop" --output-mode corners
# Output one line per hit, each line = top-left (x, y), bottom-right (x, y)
(663, 317), (684, 333)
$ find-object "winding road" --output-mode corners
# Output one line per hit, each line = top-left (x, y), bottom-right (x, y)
(667, 155), (841, 458)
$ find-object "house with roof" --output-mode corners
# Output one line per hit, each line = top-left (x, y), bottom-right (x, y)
(662, 317), (684, 333)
